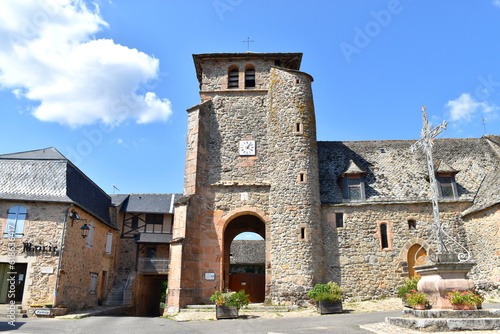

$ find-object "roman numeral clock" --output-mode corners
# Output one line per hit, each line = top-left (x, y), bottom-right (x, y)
(239, 140), (255, 156)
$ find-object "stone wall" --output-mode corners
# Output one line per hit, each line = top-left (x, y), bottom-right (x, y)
(463, 204), (500, 297)
(0, 200), (67, 307)
(266, 67), (325, 305)
(57, 207), (118, 310)
(321, 202), (470, 300)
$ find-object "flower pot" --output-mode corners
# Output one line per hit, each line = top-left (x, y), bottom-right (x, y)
(476, 303), (482, 309)
(451, 303), (475, 310)
(216, 306), (239, 319)
(317, 300), (343, 314)
(413, 303), (426, 310)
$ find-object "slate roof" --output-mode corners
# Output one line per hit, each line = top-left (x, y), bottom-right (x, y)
(230, 240), (266, 264)
(0, 147), (113, 225)
(118, 194), (182, 214)
(318, 137), (500, 214)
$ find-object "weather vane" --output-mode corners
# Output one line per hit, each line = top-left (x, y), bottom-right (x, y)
(242, 37), (254, 52)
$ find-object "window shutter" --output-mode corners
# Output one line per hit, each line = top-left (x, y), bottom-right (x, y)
(86, 221), (94, 248)
(105, 233), (113, 254)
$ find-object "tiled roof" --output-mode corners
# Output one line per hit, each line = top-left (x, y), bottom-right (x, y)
(120, 194), (182, 214)
(462, 171), (500, 216)
(318, 137), (500, 208)
(230, 240), (266, 264)
(0, 147), (66, 160)
(0, 160), (69, 200)
(0, 147), (112, 225)
(341, 159), (366, 175)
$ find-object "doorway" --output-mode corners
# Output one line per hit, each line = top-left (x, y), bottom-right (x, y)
(407, 244), (427, 278)
(223, 214), (266, 303)
(0, 263), (27, 303)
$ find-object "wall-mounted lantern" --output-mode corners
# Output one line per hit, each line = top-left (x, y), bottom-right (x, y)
(69, 209), (89, 238)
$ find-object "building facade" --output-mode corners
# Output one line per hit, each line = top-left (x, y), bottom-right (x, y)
(165, 52), (500, 313)
(1, 52), (499, 317)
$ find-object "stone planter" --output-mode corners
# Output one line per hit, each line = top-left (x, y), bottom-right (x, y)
(216, 306), (239, 319)
(317, 300), (343, 314)
(413, 303), (426, 310)
(451, 303), (475, 310)
(29, 307), (68, 317)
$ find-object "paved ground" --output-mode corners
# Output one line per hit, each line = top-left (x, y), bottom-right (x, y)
(2, 297), (498, 334)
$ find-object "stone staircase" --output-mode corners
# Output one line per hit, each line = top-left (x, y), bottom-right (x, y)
(180, 303), (293, 313)
(386, 307), (500, 331)
(0, 304), (27, 319)
(106, 271), (135, 306)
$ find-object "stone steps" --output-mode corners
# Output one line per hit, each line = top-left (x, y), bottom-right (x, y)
(0, 304), (27, 318)
(386, 308), (500, 332)
(180, 304), (292, 313)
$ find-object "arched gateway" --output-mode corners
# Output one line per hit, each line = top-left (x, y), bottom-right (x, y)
(224, 214), (266, 302)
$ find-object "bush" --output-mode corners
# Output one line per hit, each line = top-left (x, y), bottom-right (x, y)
(307, 282), (343, 302)
(210, 290), (250, 310)
(397, 277), (420, 299)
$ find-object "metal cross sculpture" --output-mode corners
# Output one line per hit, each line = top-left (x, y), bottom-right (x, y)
(242, 37), (254, 51)
(410, 106), (448, 254)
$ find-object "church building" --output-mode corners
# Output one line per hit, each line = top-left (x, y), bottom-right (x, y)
(165, 52), (500, 313)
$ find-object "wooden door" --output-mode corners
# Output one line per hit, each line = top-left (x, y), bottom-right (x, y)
(408, 244), (427, 278)
(229, 273), (265, 303)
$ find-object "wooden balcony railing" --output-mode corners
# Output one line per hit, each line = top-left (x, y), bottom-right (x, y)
(137, 258), (170, 274)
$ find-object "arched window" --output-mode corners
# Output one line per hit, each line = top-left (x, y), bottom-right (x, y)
(380, 223), (389, 249)
(245, 66), (255, 88)
(228, 66), (239, 88)
(4, 205), (27, 238)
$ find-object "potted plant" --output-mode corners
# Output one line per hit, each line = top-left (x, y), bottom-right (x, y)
(307, 282), (343, 314)
(210, 290), (250, 319)
(446, 290), (477, 310)
(397, 277), (420, 308)
(472, 292), (485, 309)
(404, 290), (429, 310)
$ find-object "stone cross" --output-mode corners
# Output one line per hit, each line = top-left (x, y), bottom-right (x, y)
(410, 106), (448, 253)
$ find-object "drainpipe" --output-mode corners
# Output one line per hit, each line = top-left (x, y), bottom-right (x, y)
(53, 204), (73, 306)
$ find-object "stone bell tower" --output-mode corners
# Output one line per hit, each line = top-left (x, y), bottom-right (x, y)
(166, 53), (325, 314)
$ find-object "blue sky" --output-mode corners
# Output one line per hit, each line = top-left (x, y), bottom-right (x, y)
(1, 0), (500, 200)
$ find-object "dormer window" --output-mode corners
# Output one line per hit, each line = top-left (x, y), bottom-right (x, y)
(228, 66), (239, 88)
(245, 65), (255, 88)
(436, 173), (458, 199)
(343, 175), (365, 201)
(434, 160), (459, 200)
(340, 160), (367, 202)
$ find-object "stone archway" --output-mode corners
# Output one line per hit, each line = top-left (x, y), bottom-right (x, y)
(399, 238), (431, 278)
(223, 214), (266, 302)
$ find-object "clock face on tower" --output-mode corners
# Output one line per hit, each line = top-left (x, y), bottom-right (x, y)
(239, 140), (256, 156)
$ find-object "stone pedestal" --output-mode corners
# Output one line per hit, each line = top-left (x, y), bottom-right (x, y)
(415, 253), (475, 310)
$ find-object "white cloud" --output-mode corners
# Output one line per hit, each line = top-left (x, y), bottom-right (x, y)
(0, 0), (172, 127)
(445, 93), (496, 123)
(493, 0), (500, 8)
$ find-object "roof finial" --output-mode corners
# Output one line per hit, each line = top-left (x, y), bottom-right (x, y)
(242, 37), (254, 52)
